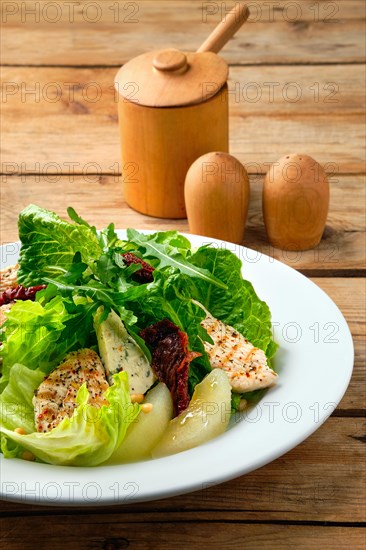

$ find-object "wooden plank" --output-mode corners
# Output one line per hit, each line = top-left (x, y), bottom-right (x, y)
(0, 419), (365, 523)
(1, 1), (365, 66)
(229, 64), (365, 115)
(230, 114), (364, 175)
(312, 279), (365, 410)
(1, 66), (365, 174)
(0, 0), (363, 542)
(0, 522), (365, 550)
(1, 174), (365, 273)
(2, 65), (364, 117)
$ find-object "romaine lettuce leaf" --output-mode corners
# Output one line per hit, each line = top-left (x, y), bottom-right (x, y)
(0, 366), (140, 466)
(67, 207), (121, 252)
(189, 247), (277, 358)
(17, 204), (102, 285)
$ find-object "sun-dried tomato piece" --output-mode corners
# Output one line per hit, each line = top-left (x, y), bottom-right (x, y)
(140, 319), (201, 415)
(121, 252), (155, 283)
(0, 284), (46, 307)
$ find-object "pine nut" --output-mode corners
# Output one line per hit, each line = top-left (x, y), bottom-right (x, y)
(22, 451), (35, 461)
(14, 427), (26, 435)
(131, 393), (145, 404)
(141, 403), (153, 414)
(238, 399), (248, 412)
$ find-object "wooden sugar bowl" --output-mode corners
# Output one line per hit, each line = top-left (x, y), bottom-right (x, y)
(115, 3), (249, 218)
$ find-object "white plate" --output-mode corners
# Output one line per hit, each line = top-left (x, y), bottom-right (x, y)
(0, 232), (353, 506)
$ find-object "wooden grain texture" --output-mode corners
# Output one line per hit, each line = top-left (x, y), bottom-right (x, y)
(1, 174), (364, 273)
(115, 50), (229, 106)
(1, 523), (365, 550)
(0, 419), (365, 523)
(1, 1), (365, 66)
(229, 64), (366, 116)
(313, 278), (365, 410)
(1, 65), (364, 174)
(117, 86), (229, 217)
(2, 64), (364, 117)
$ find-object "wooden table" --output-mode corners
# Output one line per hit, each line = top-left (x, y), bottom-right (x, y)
(1, 1), (365, 547)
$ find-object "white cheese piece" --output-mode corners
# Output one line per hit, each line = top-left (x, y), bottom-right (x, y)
(95, 308), (156, 394)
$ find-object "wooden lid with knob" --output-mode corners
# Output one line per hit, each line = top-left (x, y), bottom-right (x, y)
(115, 2), (249, 107)
(115, 49), (228, 108)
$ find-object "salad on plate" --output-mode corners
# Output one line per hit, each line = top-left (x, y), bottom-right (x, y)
(0, 205), (278, 466)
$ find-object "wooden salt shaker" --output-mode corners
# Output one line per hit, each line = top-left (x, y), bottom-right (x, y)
(115, 3), (249, 218)
(185, 152), (250, 243)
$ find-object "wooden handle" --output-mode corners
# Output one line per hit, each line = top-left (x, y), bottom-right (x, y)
(197, 3), (250, 54)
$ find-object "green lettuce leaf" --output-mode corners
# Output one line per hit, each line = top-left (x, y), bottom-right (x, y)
(67, 206), (121, 252)
(0, 366), (140, 466)
(0, 294), (98, 391)
(0, 364), (45, 433)
(11, 206), (278, 419)
(189, 247), (277, 358)
(17, 204), (102, 285)
(1, 434), (20, 459)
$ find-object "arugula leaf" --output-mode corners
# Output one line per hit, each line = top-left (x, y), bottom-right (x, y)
(126, 229), (227, 289)
(44, 278), (137, 326)
(94, 251), (141, 292)
(17, 205), (102, 285)
(61, 252), (89, 284)
(67, 206), (97, 234)
(98, 223), (120, 251)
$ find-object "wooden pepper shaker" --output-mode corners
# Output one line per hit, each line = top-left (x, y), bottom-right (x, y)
(184, 152), (250, 243)
(263, 154), (329, 250)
